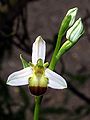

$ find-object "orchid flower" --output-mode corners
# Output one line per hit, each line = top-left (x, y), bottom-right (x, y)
(6, 36), (67, 96)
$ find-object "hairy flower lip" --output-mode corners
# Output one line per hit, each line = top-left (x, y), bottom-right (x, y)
(6, 36), (67, 95)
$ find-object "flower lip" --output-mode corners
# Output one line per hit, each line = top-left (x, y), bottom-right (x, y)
(29, 86), (47, 96)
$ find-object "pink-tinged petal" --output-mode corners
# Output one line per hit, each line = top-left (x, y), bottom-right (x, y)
(6, 67), (32, 86)
(45, 69), (67, 89)
(32, 36), (46, 64)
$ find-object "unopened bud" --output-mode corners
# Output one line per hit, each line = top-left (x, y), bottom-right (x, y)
(66, 18), (84, 43)
(59, 7), (78, 36)
(66, 7), (78, 27)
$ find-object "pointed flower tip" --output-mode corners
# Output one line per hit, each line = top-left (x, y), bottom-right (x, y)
(35, 36), (45, 43)
(6, 75), (14, 86)
(6, 81), (13, 86)
(64, 81), (67, 88)
(6, 79), (12, 86)
(72, 7), (78, 11)
(78, 18), (82, 22)
(6, 80), (9, 85)
(67, 7), (78, 15)
(59, 78), (67, 89)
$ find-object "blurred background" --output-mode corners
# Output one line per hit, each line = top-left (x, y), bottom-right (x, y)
(0, 0), (90, 120)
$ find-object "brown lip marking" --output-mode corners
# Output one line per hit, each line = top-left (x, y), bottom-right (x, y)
(29, 86), (47, 96)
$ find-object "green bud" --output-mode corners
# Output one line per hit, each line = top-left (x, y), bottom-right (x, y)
(66, 7), (78, 27)
(66, 18), (84, 43)
(56, 18), (84, 62)
(58, 7), (78, 37)
(59, 15), (71, 36)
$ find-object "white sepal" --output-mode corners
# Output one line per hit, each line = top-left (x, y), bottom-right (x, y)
(7, 67), (32, 86)
(32, 36), (46, 64)
(45, 69), (67, 89)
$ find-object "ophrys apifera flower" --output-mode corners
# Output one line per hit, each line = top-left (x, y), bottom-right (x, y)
(6, 36), (67, 96)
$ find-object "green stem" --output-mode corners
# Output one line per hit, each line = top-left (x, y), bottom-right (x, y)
(49, 15), (71, 70)
(49, 35), (62, 70)
(34, 99), (39, 120)
(34, 96), (42, 120)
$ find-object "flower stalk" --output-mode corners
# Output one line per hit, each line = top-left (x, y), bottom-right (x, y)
(34, 96), (43, 120)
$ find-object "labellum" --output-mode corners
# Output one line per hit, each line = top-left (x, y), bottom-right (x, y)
(28, 61), (48, 96)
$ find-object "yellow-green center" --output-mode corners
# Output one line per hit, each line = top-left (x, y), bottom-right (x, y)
(28, 59), (49, 96)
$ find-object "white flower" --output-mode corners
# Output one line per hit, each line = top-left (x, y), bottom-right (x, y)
(6, 36), (67, 95)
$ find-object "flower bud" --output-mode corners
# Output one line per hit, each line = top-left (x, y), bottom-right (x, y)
(66, 18), (84, 43)
(66, 7), (78, 27)
(59, 7), (78, 36)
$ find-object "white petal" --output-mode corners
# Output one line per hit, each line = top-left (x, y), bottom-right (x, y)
(45, 69), (67, 89)
(6, 67), (32, 86)
(32, 36), (46, 64)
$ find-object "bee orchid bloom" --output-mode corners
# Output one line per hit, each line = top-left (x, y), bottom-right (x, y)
(6, 36), (67, 96)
